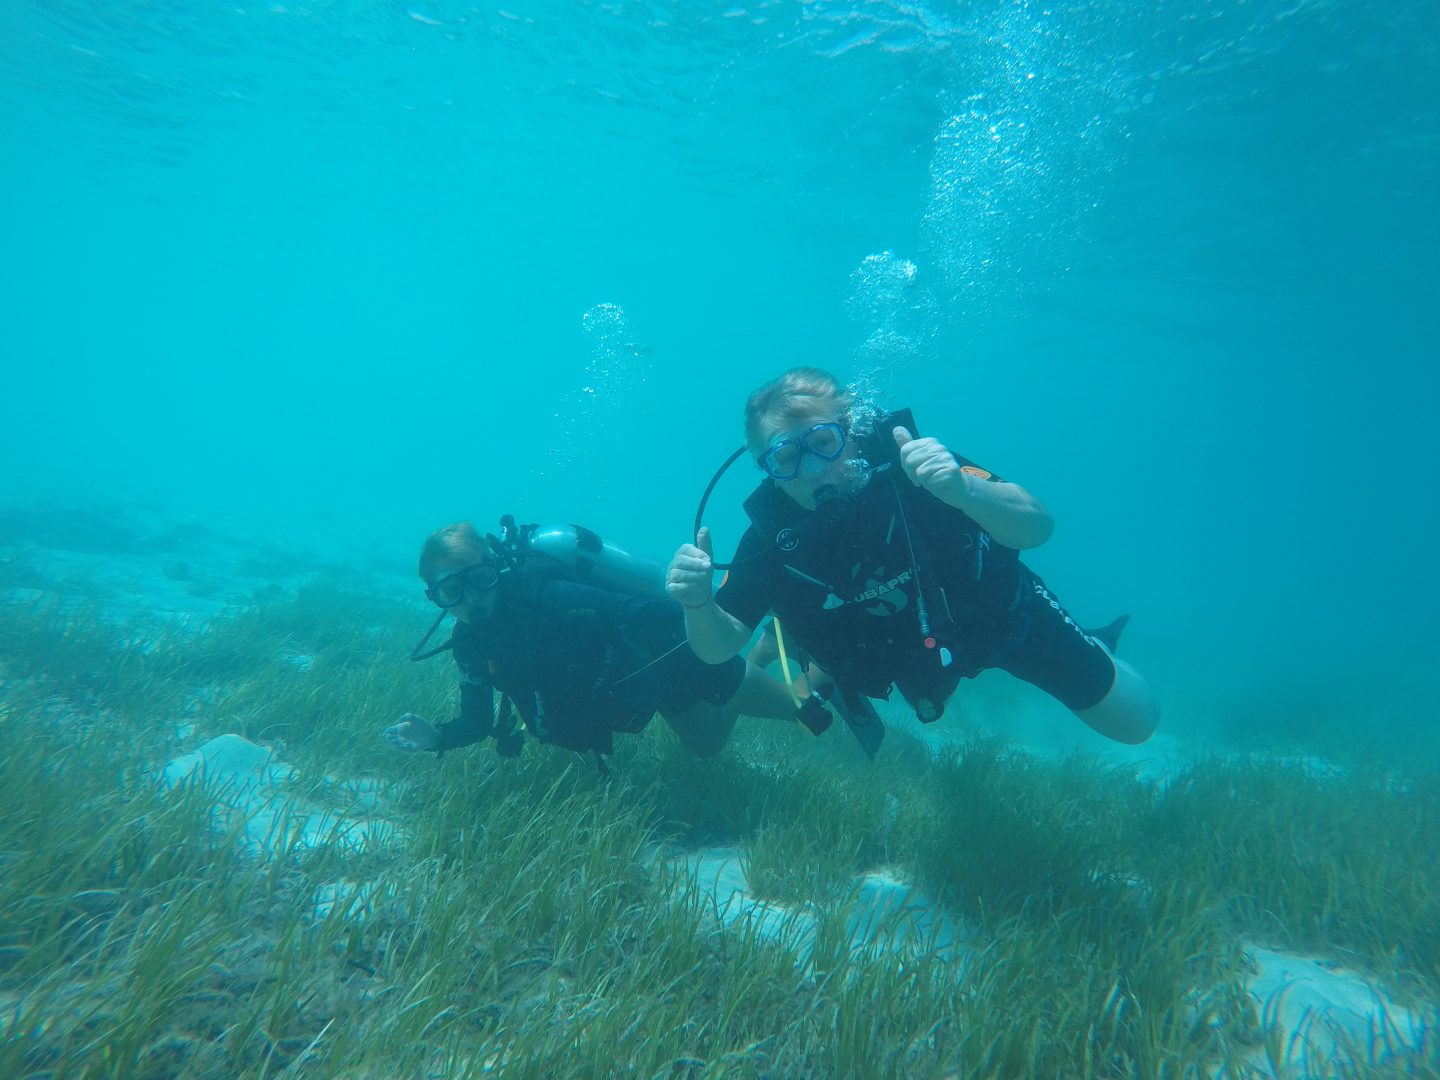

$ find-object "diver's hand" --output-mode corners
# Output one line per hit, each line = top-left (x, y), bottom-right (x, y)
(894, 426), (966, 504)
(667, 527), (716, 611)
(384, 712), (440, 752)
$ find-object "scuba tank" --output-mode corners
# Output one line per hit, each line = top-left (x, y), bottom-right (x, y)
(523, 522), (666, 599)
(409, 516), (666, 662)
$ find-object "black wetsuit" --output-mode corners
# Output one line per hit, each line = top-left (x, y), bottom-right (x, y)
(717, 420), (1117, 718)
(434, 575), (746, 755)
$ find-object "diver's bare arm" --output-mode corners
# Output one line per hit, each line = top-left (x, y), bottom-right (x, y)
(893, 426), (1054, 549)
(937, 476), (1054, 550)
(684, 601), (753, 664)
(667, 528), (752, 663)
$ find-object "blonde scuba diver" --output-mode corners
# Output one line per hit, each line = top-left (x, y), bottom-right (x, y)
(667, 368), (1160, 756)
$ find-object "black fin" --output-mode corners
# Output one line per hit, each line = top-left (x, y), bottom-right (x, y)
(1091, 614), (1130, 654)
(493, 727), (525, 758)
(820, 684), (885, 760)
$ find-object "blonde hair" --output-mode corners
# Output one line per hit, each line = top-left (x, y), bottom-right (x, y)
(418, 522), (489, 581)
(743, 367), (854, 453)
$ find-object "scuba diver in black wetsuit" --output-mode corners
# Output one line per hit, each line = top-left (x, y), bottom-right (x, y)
(666, 367), (1159, 755)
(384, 519), (802, 764)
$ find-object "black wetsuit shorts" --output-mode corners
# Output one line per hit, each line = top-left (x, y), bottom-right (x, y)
(654, 648), (747, 716)
(991, 570), (1118, 712)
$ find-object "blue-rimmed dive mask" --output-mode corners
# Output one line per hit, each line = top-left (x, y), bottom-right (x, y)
(424, 561), (500, 608)
(757, 421), (847, 481)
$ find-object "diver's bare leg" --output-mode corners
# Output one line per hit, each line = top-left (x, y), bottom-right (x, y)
(660, 702), (737, 758)
(746, 621), (780, 669)
(1073, 657), (1160, 744)
(726, 660), (804, 720)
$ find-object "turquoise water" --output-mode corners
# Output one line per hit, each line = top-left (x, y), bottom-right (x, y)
(2, 1), (1436, 746)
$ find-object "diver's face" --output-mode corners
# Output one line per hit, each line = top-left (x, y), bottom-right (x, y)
(425, 558), (499, 624)
(756, 411), (860, 511)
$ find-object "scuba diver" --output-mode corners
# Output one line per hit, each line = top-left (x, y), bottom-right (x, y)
(666, 367), (1159, 754)
(385, 518), (804, 764)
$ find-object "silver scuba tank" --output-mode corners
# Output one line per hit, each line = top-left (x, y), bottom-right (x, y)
(524, 524), (667, 598)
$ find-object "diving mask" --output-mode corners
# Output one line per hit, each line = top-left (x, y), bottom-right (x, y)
(424, 562), (500, 608)
(757, 421), (847, 481)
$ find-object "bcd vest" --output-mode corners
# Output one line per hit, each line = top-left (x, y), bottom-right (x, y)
(741, 412), (1025, 710)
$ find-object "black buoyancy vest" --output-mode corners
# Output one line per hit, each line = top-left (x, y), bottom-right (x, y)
(459, 567), (674, 753)
(741, 411), (1024, 696)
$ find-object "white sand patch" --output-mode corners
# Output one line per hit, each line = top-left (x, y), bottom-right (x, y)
(1239, 945), (1430, 1074)
(663, 846), (969, 971)
(161, 734), (400, 916)
(665, 844), (1434, 1075)
(162, 733), (294, 794)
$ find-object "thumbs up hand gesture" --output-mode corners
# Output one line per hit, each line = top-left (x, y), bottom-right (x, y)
(893, 425), (964, 502)
(667, 527), (717, 612)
